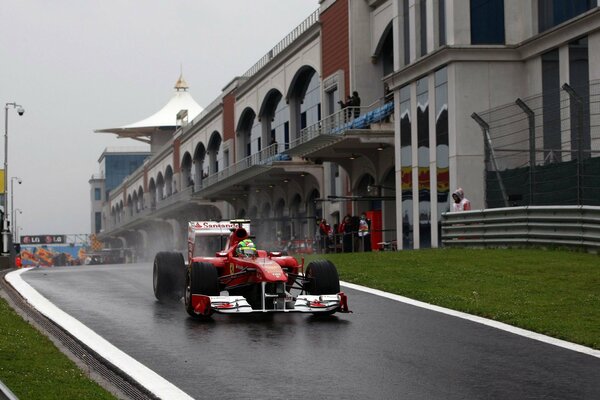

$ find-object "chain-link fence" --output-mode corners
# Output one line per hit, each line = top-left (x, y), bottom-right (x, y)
(473, 80), (600, 207)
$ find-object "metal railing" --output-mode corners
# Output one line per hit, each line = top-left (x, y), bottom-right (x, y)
(288, 99), (395, 151)
(198, 143), (286, 191)
(241, 10), (319, 79)
(441, 206), (600, 251)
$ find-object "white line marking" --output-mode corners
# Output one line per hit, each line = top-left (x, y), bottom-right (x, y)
(5, 268), (194, 400)
(340, 280), (600, 359)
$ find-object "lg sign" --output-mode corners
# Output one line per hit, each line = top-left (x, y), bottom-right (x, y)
(21, 235), (66, 245)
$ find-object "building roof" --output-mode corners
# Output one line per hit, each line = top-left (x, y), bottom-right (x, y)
(94, 74), (204, 141)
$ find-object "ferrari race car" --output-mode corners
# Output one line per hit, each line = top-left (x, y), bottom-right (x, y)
(153, 220), (350, 318)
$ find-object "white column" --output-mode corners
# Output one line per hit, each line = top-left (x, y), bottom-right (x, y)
(428, 74), (438, 248)
(410, 82), (420, 248)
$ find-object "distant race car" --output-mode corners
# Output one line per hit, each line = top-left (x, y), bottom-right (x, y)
(153, 219), (350, 319)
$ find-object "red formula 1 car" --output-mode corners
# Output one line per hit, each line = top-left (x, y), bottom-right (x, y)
(153, 220), (350, 319)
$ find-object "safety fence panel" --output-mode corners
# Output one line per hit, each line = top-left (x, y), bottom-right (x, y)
(474, 80), (600, 207)
(441, 206), (600, 251)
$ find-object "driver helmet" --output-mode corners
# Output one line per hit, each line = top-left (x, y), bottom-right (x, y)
(236, 239), (257, 258)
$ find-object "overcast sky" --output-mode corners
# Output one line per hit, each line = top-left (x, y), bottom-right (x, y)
(0, 0), (319, 237)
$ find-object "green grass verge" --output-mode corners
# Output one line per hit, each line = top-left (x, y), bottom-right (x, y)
(0, 296), (116, 400)
(301, 248), (600, 349)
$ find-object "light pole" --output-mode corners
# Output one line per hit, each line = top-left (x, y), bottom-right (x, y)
(11, 176), (22, 242)
(13, 208), (22, 243)
(3, 102), (25, 255)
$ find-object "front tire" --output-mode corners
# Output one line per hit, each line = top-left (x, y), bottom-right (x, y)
(185, 262), (219, 318)
(153, 252), (185, 301)
(305, 260), (340, 295)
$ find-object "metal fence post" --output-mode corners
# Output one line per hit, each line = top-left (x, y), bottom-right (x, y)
(471, 112), (509, 207)
(562, 83), (584, 205)
(515, 98), (536, 205)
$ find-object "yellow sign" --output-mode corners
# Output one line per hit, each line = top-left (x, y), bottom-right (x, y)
(0, 170), (4, 194)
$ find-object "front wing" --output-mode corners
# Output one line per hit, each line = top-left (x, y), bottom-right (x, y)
(191, 293), (350, 315)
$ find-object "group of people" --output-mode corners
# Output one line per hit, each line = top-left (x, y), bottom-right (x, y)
(338, 91), (361, 119)
(316, 213), (372, 253)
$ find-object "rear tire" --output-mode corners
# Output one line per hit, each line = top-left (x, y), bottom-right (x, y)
(185, 262), (219, 318)
(305, 260), (340, 295)
(153, 252), (185, 301)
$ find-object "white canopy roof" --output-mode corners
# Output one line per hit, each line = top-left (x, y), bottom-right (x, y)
(95, 75), (204, 140)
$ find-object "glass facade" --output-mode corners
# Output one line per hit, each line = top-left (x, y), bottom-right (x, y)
(400, 86), (413, 249)
(103, 153), (149, 193)
(539, 0), (593, 33)
(439, 0), (446, 46)
(403, 0), (410, 65)
(416, 77), (431, 248)
(419, 0), (427, 56)
(470, 0), (505, 44)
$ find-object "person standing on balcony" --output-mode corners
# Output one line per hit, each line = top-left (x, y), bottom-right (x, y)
(351, 91), (361, 118)
(451, 188), (471, 212)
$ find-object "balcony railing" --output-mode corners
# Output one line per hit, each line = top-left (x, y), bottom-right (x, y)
(241, 10), (319, 79)
(289, 100), (395, 151)
(198, 143), (290, 191)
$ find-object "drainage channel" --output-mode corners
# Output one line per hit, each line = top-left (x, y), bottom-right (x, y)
(0, 269), (159, 400)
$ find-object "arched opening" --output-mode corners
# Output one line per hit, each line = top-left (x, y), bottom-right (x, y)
(374, 22), (395, 103)
(165, 165), (174, 197)
(193, 143), (206, 190)
(207, 131), (222, 175)
(237, 208), (246, 219)
(289, 193), (303, 239)
(274, 198), (288, 244)
(355, 174), (377, 215)
(236, 108), (257, 161)
(259, 89), (287, 152)
(181, 152), (193, 189)
(156, 172), (165, 201)
(148, 178), (157, 209)
(127, 194), (133, 217)
(287, 66), (320, 144)
(118, 200), (124, 223)
(137, 186), (144, 212)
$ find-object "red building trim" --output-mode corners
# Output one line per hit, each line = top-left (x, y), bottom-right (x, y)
(321, 0), (350, 95)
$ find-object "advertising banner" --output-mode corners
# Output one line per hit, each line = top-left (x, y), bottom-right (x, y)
(21, 235), (67, 245)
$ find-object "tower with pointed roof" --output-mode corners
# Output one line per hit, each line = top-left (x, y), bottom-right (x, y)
(95, 74), (204, 152)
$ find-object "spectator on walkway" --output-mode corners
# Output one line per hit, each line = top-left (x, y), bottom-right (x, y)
(339, 214), (354, 252)
(319, 218), (332, 253)
(451, 188), (471, 212)
(358, 213), (371, 252)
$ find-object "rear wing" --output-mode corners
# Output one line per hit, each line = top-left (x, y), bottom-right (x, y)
(187, 220), (250, 238)
(187, 221), (251, 261)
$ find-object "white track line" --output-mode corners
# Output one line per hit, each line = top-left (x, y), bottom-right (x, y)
(5, 268), (194, 400)
(341, 281), (600, 359)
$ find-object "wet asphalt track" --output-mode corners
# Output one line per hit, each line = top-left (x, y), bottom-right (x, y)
(20, 263), (600, 400)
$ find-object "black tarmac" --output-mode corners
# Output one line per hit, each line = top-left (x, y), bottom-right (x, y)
(21, 263), (600, 400)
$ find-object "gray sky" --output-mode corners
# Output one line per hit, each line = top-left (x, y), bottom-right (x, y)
(1, 0), (319, 237)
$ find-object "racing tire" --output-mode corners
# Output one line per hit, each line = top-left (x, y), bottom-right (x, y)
(305, 260), (341, 295)
(185, 262), (219, 318)
(153, 251), (185, 301)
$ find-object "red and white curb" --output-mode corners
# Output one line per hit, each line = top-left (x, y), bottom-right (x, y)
(6, 268), (194, 400)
